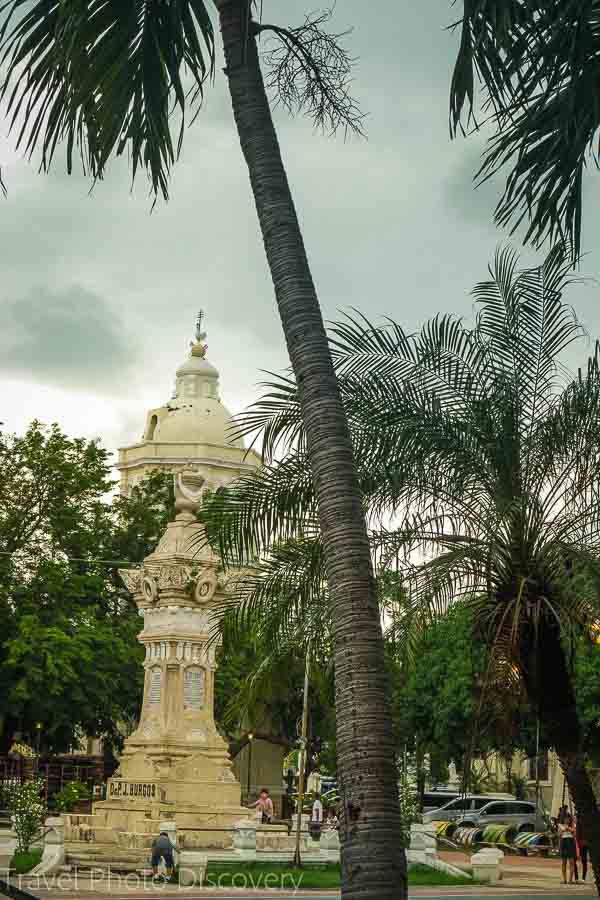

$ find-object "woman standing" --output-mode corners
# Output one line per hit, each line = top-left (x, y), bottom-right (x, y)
(559, 813), (577, 884)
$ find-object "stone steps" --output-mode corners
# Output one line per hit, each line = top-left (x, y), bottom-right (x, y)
(65, 844), (149, 873)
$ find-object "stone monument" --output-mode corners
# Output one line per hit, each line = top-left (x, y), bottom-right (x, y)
(91, 466), (248, 846)
(113, 315), (284, 811)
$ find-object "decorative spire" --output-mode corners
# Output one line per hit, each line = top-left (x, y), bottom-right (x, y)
(190, 310), (208, 358)
(195, 310), (206, 343)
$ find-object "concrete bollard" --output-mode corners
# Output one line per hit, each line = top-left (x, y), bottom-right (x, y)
(233, 819), (257, 860)
(471, 847), (503, 884)
(178, 851), (207, 887)
(320, 828), (340, 862)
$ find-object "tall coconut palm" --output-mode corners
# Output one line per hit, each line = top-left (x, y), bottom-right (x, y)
(203, 245), (600, 890)
(0, 2), (404, 895)
(450, 1), (600, 260)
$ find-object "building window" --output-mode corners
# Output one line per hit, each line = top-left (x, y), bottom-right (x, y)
(149, 667), (162, 705)
(528, 750), (549, 782)
(147, 414), (158, 440)
(184, 668), (205, 710)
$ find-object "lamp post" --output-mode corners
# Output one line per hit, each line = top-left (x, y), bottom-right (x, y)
(247, 732), (254, 805)
(35, 722), (42, 775)
(293, 646), (311, 867)
(535, 716), (541, 816)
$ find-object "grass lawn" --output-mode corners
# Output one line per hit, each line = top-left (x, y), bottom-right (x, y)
(11, 848), (43, 874)
(203, 862), (473, 890)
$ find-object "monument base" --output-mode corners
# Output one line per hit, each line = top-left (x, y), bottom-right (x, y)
(77, 735), (250, 851)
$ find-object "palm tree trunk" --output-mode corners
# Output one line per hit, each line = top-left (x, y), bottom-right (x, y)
(557, 749), (600, 891)
(523, 620), (600, 894)
(213, 2), (405, 896)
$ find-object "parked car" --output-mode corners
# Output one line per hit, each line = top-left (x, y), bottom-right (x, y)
(459, 799), (547, 834)
(422, 793), (514, 824)
(422, 791), (460, 813)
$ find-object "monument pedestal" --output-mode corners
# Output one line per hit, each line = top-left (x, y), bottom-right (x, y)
(81, 469), (249, 855)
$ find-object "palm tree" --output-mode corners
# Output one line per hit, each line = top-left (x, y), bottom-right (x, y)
(449, 1), (600, 260)
(203, 245), (600, 890)
(0, 2), (404, 894)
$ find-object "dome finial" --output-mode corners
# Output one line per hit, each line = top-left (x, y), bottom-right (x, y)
(195, 309), (206, 343)
(191, 309), (208, 358)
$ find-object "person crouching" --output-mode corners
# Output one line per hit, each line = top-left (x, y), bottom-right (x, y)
(151, 831), (175, 879)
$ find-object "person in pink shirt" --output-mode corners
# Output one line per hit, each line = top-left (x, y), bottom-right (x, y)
(251, 788), (274, 824)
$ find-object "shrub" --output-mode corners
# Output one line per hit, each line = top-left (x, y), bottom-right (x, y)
(5, 779), (46, 853)
(53, 780), (90, 813)
(11, 848), (43, 874)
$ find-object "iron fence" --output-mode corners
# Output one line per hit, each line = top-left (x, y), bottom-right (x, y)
(0, 756), (105, 810)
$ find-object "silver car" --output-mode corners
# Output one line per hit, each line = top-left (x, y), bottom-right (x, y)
(423, 794), (511, 824)
(459, 799), (547, 834)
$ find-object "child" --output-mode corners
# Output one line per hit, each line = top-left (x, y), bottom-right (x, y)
(251, 788), (274, 824)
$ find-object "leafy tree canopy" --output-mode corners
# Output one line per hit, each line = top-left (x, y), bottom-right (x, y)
(0, 422), (174, 753)
(391, 605), (538, 780)
(214, 619), (336, 772)
(0, 420), (331, 765)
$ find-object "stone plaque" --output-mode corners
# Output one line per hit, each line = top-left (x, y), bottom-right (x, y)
(108, 780), (160, 800)
(149, 667), (162, 705)
(184, 668), (204, 710)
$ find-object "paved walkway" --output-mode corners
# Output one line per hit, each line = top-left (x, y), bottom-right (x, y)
(1, 853), (595, 899)
(439, 850), (595, 893)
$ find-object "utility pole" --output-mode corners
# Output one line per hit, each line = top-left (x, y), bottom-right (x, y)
(293, 646), (311, 867)
(535, 717), (541, 816)
(246, 732), (254, 805)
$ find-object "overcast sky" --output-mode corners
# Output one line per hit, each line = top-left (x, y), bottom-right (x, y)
(1, 0), (599, 467)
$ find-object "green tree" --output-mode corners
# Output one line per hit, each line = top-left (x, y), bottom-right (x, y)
(392, 605), (537, 793)
(573, 638), (600, 766)
(0, 5), (404, 894)
(395, 607), (486, 774)
(202, 244), (600, 887)
(450, 1), (599, 259)
(0, 423), (174, 753)
(215, 626), (336, 773)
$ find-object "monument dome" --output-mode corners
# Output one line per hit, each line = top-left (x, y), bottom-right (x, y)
(152, 329), (243, 448)
(116, 312), (260, 495)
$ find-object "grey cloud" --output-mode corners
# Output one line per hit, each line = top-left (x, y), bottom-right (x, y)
(0, 285), (134, 391)
(442, 140), (504, 228)
(1, 0), (600, 452)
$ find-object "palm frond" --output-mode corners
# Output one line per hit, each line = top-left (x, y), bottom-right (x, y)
(205, 243), (600, 704)
(212, 537), (328, 652)
(199, 454), (317, 566)
(230, 372), (302, 464)
(0, 0), (214, 198)
(449, 0), (528, 134)
(450, 1), (600, 259)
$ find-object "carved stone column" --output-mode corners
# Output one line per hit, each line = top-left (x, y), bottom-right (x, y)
(93, 468), (247, 835)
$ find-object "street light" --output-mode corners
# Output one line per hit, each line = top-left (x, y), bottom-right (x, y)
(293, 646), (311, 868)
(35, 723), (42, 774)
(247, 732), (254, 804)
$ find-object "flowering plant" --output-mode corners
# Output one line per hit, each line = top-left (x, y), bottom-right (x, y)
(5, 779), (46, 853)
(8, 742), (36, 758)
(398, 754), (422, 849)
